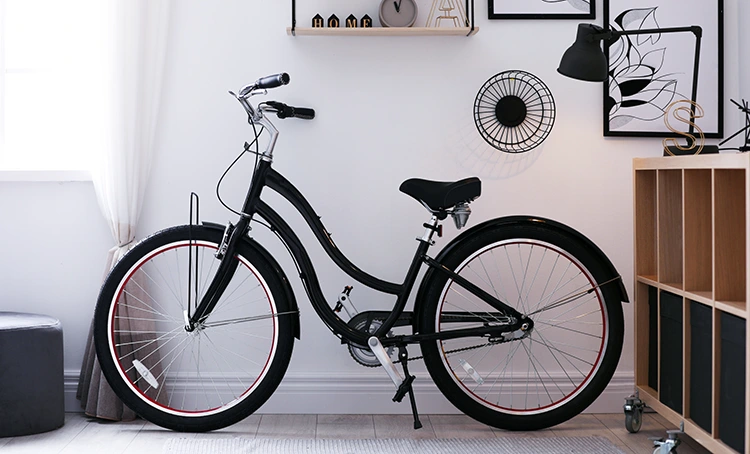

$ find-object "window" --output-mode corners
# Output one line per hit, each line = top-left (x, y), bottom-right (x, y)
(0, 0), (107, 172)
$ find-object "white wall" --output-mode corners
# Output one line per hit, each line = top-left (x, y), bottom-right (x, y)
(0, 0), (743, 414)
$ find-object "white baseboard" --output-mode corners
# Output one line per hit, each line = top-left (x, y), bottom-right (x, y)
(65, 369), (635, 415)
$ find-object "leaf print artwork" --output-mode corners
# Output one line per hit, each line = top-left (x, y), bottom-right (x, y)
(607, 7), (687, 130)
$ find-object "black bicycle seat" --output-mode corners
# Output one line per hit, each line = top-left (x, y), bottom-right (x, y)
(399, 177), (481, 212)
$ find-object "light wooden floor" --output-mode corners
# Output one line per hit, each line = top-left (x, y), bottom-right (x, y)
(0, 411), (711, 454)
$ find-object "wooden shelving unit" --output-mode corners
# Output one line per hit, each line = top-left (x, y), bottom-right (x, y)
(633, 154), (750, 454)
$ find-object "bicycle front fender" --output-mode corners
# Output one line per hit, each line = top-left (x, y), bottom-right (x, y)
(202, 221), (301, 339)
(412, 215), (629, 333)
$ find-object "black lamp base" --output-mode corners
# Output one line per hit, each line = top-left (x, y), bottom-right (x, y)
(663, 144), (720, 156)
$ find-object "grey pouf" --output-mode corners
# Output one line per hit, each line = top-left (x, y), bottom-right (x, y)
(0, 312), (64, 437)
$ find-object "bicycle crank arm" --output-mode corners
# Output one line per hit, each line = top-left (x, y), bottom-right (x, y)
(368, 336), (403, 388)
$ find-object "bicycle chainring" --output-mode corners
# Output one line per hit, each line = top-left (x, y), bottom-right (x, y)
(347, 319), (394, 368)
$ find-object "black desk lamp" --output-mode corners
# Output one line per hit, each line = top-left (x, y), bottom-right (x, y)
(558, 23), (718, 155)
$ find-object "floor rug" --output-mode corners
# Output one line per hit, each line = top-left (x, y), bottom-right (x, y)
(163, 436), (626, 453)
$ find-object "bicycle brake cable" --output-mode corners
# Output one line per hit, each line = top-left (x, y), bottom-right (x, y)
(215, 121), (264, 217)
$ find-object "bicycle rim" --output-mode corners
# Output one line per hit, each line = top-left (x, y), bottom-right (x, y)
(435, 238), (609, 415)
(105, 239), (280, 417)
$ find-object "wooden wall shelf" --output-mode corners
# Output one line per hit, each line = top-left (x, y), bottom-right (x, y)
(633, 154), (750, 454)
(288, 0), (477, 36)
(286, 26), (479, 36)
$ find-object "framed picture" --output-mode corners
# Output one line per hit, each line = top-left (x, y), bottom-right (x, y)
(488, 0), (594, 19)
(603, 0), (724, 138)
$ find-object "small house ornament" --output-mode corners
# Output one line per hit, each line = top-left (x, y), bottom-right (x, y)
(312, 14), (324, 28)
(360, 14), (372, 27)
(346, 14), (357, 28)
(327, 14), (339, 27)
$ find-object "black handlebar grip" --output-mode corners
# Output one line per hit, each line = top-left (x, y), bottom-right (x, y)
(293, 107), (315, 120)
(255, 73), (290, 89)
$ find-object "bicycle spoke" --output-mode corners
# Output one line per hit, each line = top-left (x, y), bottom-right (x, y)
(526, 336), (568, 401)
(202, 311), (292, 328)
(533, 328), (589, 378)
(116, 326), (184, 360)
(520, 247), (546, 315)
(528, 332), (596, 368)
(127, 270), (181, 323)
(203, 331), (251, 391)
(527, 282), (599, 317)
(120, 291), (178, 323)
(209, 294), (273, 319)
(446, 287), (506, 324)
(521, 340), (554, 406)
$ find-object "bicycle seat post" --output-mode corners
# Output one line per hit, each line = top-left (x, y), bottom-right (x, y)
(418, 215), (441, 245)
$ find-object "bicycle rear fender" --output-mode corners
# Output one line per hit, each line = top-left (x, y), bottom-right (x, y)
(202, 221), (301, 339)
(413, 215), (629, 333)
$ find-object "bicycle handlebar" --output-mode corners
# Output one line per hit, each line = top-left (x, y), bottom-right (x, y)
(291, 107), (315, 120)
(238, 73), (290, 98)
(257, 73), (290, 90)
(265, 101), (315, 120)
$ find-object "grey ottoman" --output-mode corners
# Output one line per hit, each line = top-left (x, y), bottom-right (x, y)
(0, 312), (64, 437)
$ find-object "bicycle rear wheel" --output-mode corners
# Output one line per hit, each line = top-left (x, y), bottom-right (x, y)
(94, 225), (294, 432)
(419, 222), (624, 430)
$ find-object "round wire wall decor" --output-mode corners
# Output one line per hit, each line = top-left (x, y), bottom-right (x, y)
(473, 70), (556, 153)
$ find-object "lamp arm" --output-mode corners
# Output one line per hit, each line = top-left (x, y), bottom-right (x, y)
(587, 25), (702, 42)
(612, 25), (702, 39)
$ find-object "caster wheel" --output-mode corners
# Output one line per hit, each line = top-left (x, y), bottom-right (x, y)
(625, 409), (643, 433)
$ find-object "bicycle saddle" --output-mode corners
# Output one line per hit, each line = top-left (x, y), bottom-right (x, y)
(399, 177), (481, 212)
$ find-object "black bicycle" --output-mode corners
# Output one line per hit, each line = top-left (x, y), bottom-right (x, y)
(93, 73), (627, 433)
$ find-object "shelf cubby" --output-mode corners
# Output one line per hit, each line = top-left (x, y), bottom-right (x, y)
(684, 169), (713, 296)
(714, 169), (746, 309)
(635, 170), (657, 280)
(660, 290), (683, 413)
(658, 169), (683, 289)
(718, 311), (746, 453)
(688, 300), (712, 434)
(634, 282), (658, 391)
(633, 155), (750, 454)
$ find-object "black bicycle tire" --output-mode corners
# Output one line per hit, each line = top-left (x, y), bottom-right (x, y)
(419, 223), (624, 430)
(93, 225), (295, 432)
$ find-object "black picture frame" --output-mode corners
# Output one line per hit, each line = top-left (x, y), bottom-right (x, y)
(488, 0), (594, 20)
(603, 0), (724, 138)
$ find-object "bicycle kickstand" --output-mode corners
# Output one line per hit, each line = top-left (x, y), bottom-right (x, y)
(394, 345), (422, 430)
(367, 337), (422, 430)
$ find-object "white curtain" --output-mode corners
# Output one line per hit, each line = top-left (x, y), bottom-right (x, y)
(77, 0), (171, 421)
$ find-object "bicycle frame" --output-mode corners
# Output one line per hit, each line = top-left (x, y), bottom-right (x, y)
(186, 90), (527, 350)
(189, 157), (526, 349)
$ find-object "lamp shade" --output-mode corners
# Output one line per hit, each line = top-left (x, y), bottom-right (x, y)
(557, 23), (608, 82)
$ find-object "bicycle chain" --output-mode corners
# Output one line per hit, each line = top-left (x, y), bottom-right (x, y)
(348, 315), (521, 366)
(392, 335), (518, 364)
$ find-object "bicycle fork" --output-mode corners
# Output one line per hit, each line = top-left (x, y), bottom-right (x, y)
(186, 219), (247, 330)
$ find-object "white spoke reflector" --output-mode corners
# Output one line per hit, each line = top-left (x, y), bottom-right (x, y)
(133, 359), (160, 389)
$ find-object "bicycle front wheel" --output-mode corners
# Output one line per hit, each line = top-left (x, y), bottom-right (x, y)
(93, 225), (295, 432)
(419, 222), (624, 430)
